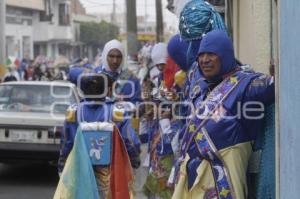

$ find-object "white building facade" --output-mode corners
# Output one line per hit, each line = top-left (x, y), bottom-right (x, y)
(5, 0), (91, 60)
(5, 0), (46, 59)
(32, 0), (75, 59)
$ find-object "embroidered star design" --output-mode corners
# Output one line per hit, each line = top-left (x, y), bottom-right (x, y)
(220, 187), (230, 197)
(195, 133), (204, 141)
(189, 124), (197, 133)
(230, 76), (238, 84)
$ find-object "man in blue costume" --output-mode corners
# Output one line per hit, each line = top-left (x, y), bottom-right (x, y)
(172, 30), (274, 199)
(167, 0), (228, 118)
(94, 39), (141, 104)
(58, 71), (141, 198)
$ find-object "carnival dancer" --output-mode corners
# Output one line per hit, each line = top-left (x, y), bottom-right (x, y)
(56, 72), (141, 199)
(172, 30), (274, 199)
(94, 39), (141, 104)
(141, 43), (183, 199)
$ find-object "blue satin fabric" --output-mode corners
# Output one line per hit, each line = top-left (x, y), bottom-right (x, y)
(58, 100), (141, 173)
(94, 67), (142, 104)
(182, 30), (275, 195)
(185, 70), (274, 191)
(167, 34), (201, 71)
(191, 70), (274, 150)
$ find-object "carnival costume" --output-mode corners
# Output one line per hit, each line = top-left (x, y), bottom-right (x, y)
(56, 72), (141, 199)
(172, 30), (274, 199)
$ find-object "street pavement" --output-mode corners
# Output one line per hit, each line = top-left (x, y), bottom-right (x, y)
(0, 145), (149, 199)
(0, 163), (58, 199)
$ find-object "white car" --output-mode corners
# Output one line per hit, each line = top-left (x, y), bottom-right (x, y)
(0, 81), (80, 162)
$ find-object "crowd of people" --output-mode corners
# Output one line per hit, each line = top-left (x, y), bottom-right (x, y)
(3, 1), (272, 199)
(0, 55), (96, 83)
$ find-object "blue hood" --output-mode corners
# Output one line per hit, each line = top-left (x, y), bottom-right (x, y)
(68, 66), (85, 85)
(167, 34), (201, 71)
(198, 30), (237, 77)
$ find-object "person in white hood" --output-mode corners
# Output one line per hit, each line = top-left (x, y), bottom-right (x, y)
(151, 42), (168, 72)
(95, 39), (124, 75)
(94, 39), (142, 103)
(149, 43), (168, 89)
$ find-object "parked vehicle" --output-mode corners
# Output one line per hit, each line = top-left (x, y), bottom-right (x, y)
(0, 81), (80, 162)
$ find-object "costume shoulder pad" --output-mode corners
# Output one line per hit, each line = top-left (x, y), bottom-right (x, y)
(65, 104), (78, 123)
(112, 103), (126, 122)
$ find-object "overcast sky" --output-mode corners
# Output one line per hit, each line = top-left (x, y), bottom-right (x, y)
(79, 0), (178, 29)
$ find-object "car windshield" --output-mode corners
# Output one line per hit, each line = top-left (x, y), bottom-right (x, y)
(0, 84), (76, 113)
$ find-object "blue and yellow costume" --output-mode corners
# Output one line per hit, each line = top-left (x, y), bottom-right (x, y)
(172, 30), (274, 199)
(58, 99), (141, 174)
(94, 40), (142, 138)
(57, 70), (141, 199)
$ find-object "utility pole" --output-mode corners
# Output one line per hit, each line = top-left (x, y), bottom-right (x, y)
(144, 0), (147, 32)
(126, 0), (138, 57)
(0, 0), (6, 65)
(155, 0), (164, 42)
(111, 0), (116, 25)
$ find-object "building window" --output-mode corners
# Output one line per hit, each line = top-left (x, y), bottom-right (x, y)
(40, 11), (51, 22)
(6, 6), (33, 25)
(40, 0), (52, 22)
(59, 3), (70, 26)
(58, 44), (68, 56)
(34, 44), (47, 57)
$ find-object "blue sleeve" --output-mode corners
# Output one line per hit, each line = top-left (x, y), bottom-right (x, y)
(121, 76), (142, 103)
(241, 74), (275, 140)
(117, 119), (141, 168)
(243, 75), (275, 106)
(58, 121), (78, 173)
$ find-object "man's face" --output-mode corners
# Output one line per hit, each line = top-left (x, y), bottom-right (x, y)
(198, 53), (221, 80)
(156, 63), (166, 71)
(107, 49), (122, 72)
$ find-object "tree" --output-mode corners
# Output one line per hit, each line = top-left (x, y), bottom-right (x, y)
(80, 21), (119, 48)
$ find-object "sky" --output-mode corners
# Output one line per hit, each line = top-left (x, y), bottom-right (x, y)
(79, 0), (179, 30)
